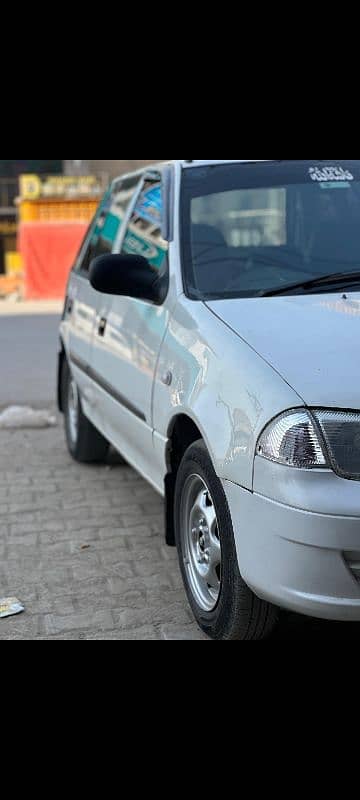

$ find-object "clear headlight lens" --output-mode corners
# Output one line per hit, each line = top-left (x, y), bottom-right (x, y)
(313, 410), (360, 479)
(257, 410), (327, 469)
(258, 408), (360, 479)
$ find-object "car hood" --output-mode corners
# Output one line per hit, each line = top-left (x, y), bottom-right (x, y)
(206, 293), (360, 409)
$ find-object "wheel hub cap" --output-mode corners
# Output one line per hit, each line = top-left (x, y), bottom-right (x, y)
(181, 475), (222, 612)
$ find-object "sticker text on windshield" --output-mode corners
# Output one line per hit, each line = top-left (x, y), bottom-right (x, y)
(309, 166), (354, 183)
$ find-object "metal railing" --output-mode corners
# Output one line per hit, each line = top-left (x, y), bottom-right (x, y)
(0, 179), (18, 214)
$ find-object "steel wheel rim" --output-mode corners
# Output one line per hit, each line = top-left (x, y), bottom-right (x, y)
(68, 378), (79, 444)
(180, 474), (222, 612)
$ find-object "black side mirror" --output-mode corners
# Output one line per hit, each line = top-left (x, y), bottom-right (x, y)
(90, 254), (167, 304)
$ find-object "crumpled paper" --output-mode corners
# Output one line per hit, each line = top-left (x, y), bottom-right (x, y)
(0, 598), (25, 619)
(0, 406), (56, 430)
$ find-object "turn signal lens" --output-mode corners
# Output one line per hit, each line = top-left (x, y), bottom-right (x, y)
(257, 410), (327, 469)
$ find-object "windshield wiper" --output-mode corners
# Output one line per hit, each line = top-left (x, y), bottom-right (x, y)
(260, 271), (360, 297)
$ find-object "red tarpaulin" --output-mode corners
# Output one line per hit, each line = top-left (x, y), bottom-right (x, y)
(19, 222), (88, 300)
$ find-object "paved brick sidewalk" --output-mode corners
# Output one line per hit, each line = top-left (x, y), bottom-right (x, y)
(0, 425), (206, 640)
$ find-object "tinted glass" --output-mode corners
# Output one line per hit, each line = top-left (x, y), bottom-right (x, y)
(79, 176), (140, 274)
(121, 177), (168, 271)
(181, 160), (360, 299)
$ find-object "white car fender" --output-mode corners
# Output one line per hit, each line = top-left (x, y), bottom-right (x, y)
(153, 297), (303, 490)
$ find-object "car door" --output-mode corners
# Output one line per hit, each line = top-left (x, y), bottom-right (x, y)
(67, 175), (140, 416)
(89, 169), (171, 492)
(65, 187), (114, 403)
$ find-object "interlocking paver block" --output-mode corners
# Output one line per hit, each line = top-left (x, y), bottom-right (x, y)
(0, 427), (204, 639)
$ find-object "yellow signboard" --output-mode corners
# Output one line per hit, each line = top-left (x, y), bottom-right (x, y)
(20, 174), (105, 201)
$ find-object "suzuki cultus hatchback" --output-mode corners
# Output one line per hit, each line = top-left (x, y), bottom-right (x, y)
(58, 160), (360, 639)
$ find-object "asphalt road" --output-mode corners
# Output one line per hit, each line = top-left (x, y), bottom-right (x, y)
(0, 309), (61, 408)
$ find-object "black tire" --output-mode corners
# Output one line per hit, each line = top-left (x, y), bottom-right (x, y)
(174, 441), (279, 641)
(61, 358), (109, 464)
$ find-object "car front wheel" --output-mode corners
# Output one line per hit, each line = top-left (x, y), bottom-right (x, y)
(174, 440), (278, 640)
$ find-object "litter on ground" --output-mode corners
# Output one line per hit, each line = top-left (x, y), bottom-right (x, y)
(0, 598), (25, 619)
(0, 406), (57, 430)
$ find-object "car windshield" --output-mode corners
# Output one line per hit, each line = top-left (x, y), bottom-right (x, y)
(181, 160), (360, 299)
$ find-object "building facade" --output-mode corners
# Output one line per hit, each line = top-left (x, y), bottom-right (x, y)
(63, 160), (161, 178)
(0, 161), (63, 274)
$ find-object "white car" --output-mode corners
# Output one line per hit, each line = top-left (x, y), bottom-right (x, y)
(58, 160), (360, 640)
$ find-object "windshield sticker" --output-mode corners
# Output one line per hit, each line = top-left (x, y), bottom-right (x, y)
(134, 184), (162, 227)
(320, 181), (351, 190)
(310, 166), (354, 183)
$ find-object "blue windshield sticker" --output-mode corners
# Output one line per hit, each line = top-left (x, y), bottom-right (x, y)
(310, 166), (354, 182)
(135, 185), (162, 226)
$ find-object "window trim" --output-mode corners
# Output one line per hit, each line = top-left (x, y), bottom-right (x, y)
(112, 177), (144, 254)
(161, 165), (175, 242)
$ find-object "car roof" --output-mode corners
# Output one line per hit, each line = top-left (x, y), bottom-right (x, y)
(179, 160), (271, 168)
(112, 160), (272, 185)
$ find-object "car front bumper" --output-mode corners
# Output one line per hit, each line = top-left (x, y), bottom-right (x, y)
(223, 463), (360, 621)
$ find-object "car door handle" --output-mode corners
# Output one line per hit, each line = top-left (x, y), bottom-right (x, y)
(98, 318), (107, 337)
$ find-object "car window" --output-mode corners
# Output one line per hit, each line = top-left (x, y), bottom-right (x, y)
(121, 176), (168, 272)
(78, 175), (140, 275)
(181, 161), (360, 299)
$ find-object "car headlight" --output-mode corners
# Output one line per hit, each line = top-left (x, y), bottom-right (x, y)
(313, 410), (360, 480)
(257, 410), (327, 469)
(257, 409), (360, 479)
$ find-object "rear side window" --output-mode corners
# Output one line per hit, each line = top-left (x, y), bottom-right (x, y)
(78, 175), (141, 275)
(121, 177), (168, 272)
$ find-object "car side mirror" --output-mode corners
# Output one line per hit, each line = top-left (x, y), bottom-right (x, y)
(90, 254), (167, 304)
